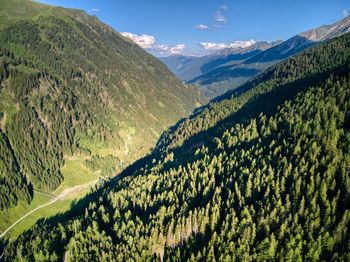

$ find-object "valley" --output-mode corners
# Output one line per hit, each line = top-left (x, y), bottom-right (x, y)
(3, 27), (350, 261)
(0, 0), (200, 240)
(0, 0), (349, 261)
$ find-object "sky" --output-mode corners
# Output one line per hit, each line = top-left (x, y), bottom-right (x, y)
(36, 0), (350, 57)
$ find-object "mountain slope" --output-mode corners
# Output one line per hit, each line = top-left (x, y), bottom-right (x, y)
(159, 55), (201, 82)
(190, 15), (350, 99)
(0, 0), (200, 210)
(300, 15), (350, 41)
(4, 32), (350, 261)
(160, 41), (279, 83)
(246, 16), (350, 64)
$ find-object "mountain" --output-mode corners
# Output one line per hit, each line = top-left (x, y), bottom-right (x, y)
(246, 15), (350, 64)
(160, 41), (280, 82)
(188, 15), (350, 99)
(159, 55), (203, 82)
(0, 0), (200, 210)
(243, 35), (314, 64)
(4, 32), (350, 261)
(300, 15), (350, 40)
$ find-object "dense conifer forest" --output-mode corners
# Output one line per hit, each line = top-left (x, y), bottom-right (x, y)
(4, 32), (350, 261)
(0, 0), (199, 210)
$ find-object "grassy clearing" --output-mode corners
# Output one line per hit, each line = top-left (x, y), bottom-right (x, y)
(2, 185), (94, 241)
(0, 155), (98, 241)
(76, 133), (121, 157)
(0, 193), (52, 236)
(54, 155), (97, 195)
(0, 87), (19, 127)
(0, 124), (130, 241)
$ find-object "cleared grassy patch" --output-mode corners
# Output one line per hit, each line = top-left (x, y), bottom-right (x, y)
(54, 155), (97, 195)
(7, 185), (93, 240)
(0, 87), (19, 127)
(76, 132), (121, 157)
(0, 193), (52, 239)
(0, 155), (98, 241)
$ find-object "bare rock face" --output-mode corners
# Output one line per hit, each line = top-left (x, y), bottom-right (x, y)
(299, 15), (350, 41)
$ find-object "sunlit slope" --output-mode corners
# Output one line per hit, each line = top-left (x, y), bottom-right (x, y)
(5, 31), (350, 262)
(0, 0), (200, 210)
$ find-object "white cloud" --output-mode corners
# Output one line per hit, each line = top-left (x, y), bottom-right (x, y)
(88, 8), (100, 14)
(195, 24), (210, 30)
(219, 5), (228, 11)
(199, 39), (256, 51)
(195, 4), (228, 30)
(199, 42), (227, 50)
(153, 44), (169, 51)
(168, 44), (186, 55)
(343, 9), (350, 17)
(214, 5), (228, 24)
(121, 32), (186, 56)
(151, 44), (186, 55)
(214, 11), (226, 23)
(121, 32), (156, 49)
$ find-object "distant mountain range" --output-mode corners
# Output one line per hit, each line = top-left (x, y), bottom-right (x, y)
(246, 15), (350, 64)
(161, 15), (350, 99)
(160, 40), (280, 83)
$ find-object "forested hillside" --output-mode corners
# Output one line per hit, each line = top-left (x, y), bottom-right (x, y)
(158, 31), (350, 153)
(0, 0), (200, 210)
(4, 32), (350, 261)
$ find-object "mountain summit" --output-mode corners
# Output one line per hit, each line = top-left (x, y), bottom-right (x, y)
(178, 15), (350, 98)
(299, 15), (350, 41)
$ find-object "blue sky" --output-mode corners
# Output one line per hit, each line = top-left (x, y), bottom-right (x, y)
(36, 0), (350, 56)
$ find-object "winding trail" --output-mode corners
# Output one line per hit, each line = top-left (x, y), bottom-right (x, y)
(33, 188), (57, 198)
(0, 178), (99, 239)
